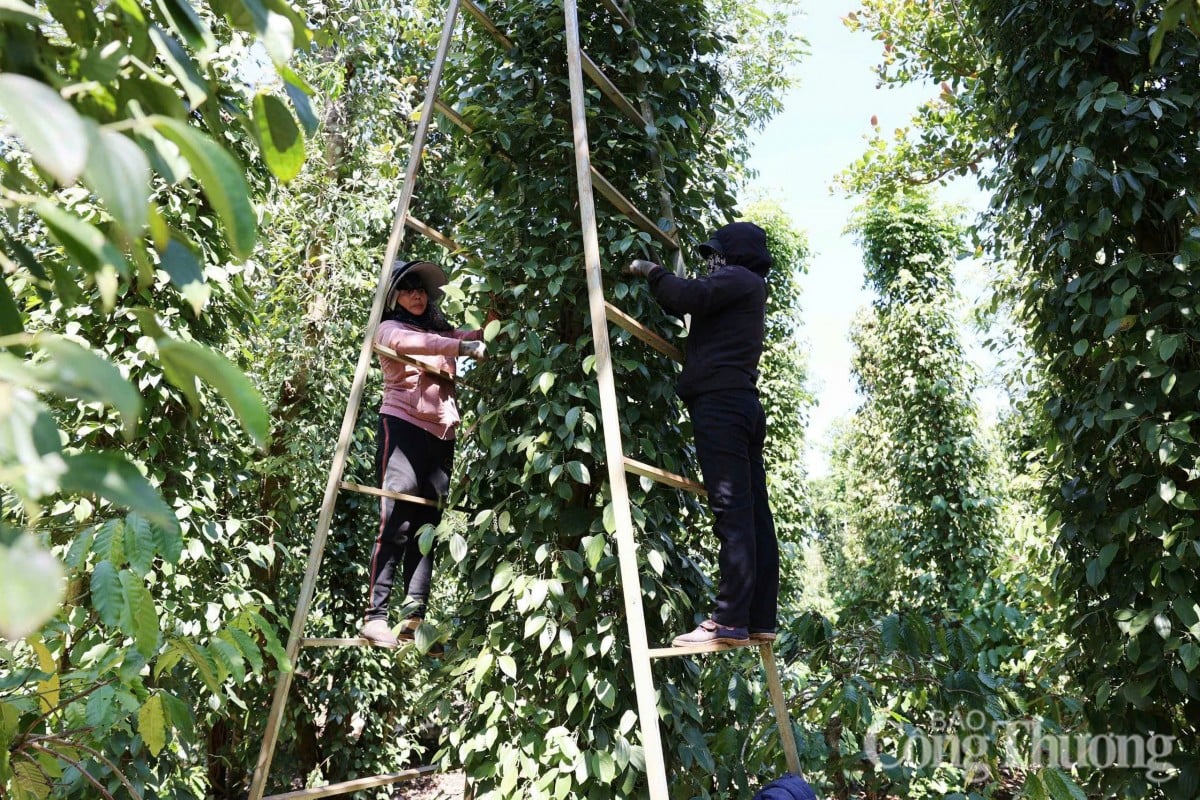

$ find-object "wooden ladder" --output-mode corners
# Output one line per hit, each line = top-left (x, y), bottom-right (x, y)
(248, 1), (800, 797)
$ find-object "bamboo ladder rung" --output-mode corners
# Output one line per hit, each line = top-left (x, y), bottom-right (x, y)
(623, 456), (705, 496)
(339, 481), (443, 509)
(300, 637), (372, 648)
(646, 640), (769, 660)
(580, 50), (646, 128)
(371, 343), (456, 382)
(605, 301), (683, 363)
(590, 167), (678, 249)
(462, 0), (513, 49)
(598, 0), (635, 30)
(261, 766), (437, 800)
(404, 215), (461, 252)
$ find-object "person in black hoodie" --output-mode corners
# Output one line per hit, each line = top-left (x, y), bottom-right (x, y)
(625, 221), (779, 647)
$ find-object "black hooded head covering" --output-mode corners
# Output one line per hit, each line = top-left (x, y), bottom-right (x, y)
(698, 221), (773, 276)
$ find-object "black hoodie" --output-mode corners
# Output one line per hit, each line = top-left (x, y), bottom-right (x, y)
(647, 222), (772, 401)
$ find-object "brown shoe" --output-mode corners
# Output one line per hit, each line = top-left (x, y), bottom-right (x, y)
(672, 619), (750, 647)
(358, 619), (399, 649)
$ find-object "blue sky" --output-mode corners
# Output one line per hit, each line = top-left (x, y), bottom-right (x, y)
(743, 0), (994, 476)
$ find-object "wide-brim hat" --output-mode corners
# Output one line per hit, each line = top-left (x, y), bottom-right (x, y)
(388, 259), (448, 304)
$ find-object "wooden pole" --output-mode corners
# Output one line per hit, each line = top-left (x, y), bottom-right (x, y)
(246, 2), (463, 797)
(760, 644), (802, 775)
(562, 1), (670, 797)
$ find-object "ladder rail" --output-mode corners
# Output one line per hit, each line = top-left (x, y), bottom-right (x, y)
(247, 2), (464, 797)
(562, 0), (671, 796)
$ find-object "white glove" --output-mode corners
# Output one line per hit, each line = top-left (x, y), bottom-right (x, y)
(459, 340), (487, 361)
(625, 259), (660, 278)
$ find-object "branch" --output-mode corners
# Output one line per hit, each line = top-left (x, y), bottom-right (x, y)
(19, 678), (117, 740)
(41, 738), (144, 800)
(26, 742), (116, 800)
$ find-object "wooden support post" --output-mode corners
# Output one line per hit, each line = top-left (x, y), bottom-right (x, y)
(246, 3), (463, 798)
(562, 0), (670, 796)
(760, 644), (802, 776)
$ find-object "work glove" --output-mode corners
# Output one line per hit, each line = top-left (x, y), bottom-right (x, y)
(624, 258), (660, 278)
(459, 340), (487, 361)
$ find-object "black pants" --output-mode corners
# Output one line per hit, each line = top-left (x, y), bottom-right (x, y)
(686, 390), (779, 631)
(365, 415), (453, 622)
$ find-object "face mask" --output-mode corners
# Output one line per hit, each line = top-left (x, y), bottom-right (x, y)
(705, 252), (727, 274)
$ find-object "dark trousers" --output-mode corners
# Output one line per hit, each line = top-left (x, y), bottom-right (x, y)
(365, 415), (453, 622)
(686, 390), (779, 631)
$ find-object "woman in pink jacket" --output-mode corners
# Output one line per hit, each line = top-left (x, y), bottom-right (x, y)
(358, 260), (487, 650)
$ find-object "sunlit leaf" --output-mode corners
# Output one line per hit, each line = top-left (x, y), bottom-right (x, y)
(0, 335), (141, 439)
(138, 693), (167, 756)
(0, 0), (48, 25)
(0, 73), (89, 185)
(150, 117), (257, 260)
(148, 24), (209, 107)
(159, 236), (210, 314)
(82, 126), (152, 237)
(252, 91), (304, 182)
(60, 452), (179, 535)
(156, 337), (270, 449)
(0, 535), (64, 639)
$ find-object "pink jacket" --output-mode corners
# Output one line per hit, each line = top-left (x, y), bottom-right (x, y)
(374, 320), (483, 440)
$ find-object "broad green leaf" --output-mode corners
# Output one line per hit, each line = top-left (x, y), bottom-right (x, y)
(148, 25), (208, 107)
(259, 10), (295, 66)
(123, 513), (156, 577)
(1040, 768), (1087, 800)
(566, 460), (590, 484)
(0, 535), (64, 639)
(153, 0), (216, 58)
(156, 337), (270, 448)
(153, 515), (183, 565)
(60, 452), (179, 535)
(209, 636), (245, 683)
(0, 74), (88, 184)
(137, 693), (167, 756)
(449, 532), (468, 563)
(32, 200), (129, 307)
(82, 126), (151, 237)
(12, 758), (52, 800)
(497, 654), (517, 678)
(0, 274), (24, 339)
(0, 0), (48, 25)
(225, 626), (264, 674)
(150, 117), (257, 259)
(283, 76), (318, 137)
(0, 335), (141, 439)
(160, 237), (210, 314)
(90, 560), (124, 627)
(0, 386), (67, 498)
(168, 636), (222, 694)
(262, 0), (311, 50)
(251, 92), (304, 182)
(583, 534), (606, 570)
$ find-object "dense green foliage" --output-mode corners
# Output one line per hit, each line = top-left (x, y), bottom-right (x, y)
(3, 0), (809, 798)
(1, 2), (314, 797)
(839, 1), (1200, 797)
(838, 190), (996, 614)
